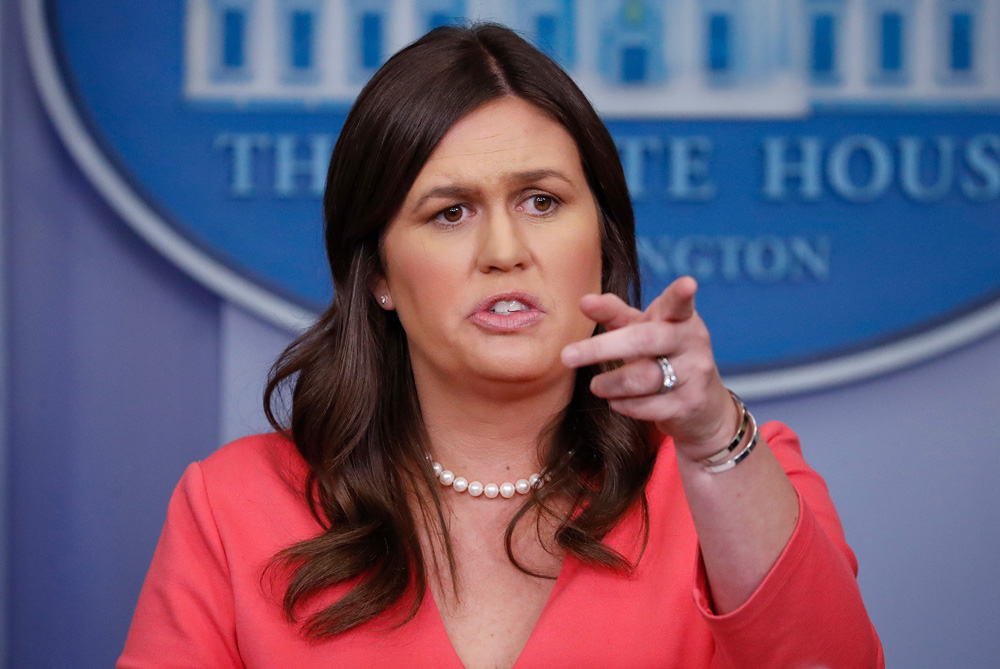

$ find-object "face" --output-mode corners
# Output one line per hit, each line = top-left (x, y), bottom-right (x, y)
(376, 96), (603, 391)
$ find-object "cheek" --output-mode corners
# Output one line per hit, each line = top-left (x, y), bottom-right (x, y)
(557, 223), (603, 294)
(384, 236), (466, 323)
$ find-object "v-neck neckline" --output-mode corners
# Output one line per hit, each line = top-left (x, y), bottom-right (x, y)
(423, 553), (577, 668)
(415, 474), (648, 667)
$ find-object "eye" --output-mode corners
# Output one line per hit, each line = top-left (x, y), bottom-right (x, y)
(520, 194), (559, 216)
(433, 204), (472, 226)
(532, 195), (553, 212)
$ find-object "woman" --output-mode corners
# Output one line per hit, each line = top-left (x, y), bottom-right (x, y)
(121, 24), (882, 668)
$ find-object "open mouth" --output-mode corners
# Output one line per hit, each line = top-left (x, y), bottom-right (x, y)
(470, 293), (544, 332)
(488, 299), (531, 315)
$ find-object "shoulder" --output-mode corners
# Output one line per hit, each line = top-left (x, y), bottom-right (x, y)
(123, 434), (316, 666)
(181, 433), (317, 542)
(198, 432), (306, 486)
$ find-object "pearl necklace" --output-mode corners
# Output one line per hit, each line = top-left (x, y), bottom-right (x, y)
(427, 455), (542, 499)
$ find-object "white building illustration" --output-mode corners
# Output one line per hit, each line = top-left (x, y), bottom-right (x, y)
(184, 0), (1000, 117)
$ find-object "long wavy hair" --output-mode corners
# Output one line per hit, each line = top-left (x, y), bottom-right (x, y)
(264, 23), (656, 638)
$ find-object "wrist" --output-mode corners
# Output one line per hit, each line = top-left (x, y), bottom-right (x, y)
(673, 391), (760, 473)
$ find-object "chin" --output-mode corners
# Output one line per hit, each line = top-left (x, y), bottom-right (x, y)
(469, 349), (568, 386)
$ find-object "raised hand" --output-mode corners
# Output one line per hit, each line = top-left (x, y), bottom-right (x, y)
(561, 276), (740, 462)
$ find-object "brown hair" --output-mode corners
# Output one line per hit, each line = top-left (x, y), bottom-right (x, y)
(264, 23), (655, 638)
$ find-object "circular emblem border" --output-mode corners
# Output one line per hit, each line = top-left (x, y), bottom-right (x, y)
(22, 0), (1000, 399)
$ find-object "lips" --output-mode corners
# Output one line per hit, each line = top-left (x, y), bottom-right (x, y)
(488, 299), (529, 315)
(469, 291), (544, 332)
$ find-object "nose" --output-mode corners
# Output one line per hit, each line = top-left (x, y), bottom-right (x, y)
(476, 208), (532, 273)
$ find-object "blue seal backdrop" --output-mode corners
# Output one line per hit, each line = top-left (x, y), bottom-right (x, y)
(32, 0), (1000, 390)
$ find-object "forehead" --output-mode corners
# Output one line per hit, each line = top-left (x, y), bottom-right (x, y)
(410, 97), (585, 189)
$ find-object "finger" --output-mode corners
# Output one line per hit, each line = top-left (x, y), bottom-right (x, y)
(608, 395), (682, 422)
(589, 358), (670, 399)
(646, 276), (698, 323)
(578, 293), (645, 331)
(562, 321), (679, 368)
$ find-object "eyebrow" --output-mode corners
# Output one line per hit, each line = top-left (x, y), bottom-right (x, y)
(410, 169), (575, 212)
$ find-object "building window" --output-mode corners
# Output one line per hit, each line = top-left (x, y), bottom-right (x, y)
(290, 10), (314, 70)
(811, 13), (836, 76)
(950, 12), (973, 71)
(698, 1), (744, 84)
(280, 1), (321, 83)
(517, 0), (575, 67)
(349, 1), (390, 82)
(867, 1), (911, 84)
(211, 0), (254, 82)
(936, 1), (979, 83)
(361, 12), (383, 69)
(222, 9), (246, 69)
(707, 13), (730, 72)
(622, 46), (648, 82)
(880, 11), (903, 72)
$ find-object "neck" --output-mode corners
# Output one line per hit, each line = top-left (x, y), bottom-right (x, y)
(413, 368), (575, 485)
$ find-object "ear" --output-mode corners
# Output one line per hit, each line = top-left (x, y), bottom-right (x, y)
(369, 274), (393, 310)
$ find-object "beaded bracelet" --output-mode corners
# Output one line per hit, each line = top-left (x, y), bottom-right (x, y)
(700, 391), (760, 474)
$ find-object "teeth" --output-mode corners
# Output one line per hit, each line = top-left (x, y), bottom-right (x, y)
(489, 300), (528, 315)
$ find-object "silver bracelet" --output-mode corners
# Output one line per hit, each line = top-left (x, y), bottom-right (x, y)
(700, 391), (750, 466)
(700, 391), (760, 474)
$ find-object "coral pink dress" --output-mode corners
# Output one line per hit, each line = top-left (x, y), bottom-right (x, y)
(120, 422), (883, 668)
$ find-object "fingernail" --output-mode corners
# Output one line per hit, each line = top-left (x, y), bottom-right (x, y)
(561, 346), (579, 367)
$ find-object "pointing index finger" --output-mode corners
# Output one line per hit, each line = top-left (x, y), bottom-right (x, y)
(561, 321), (679, 368)
(647, 276), (698, 323)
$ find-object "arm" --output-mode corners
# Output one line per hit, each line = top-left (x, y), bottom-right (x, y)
(562, 277), (882, 667)
(693, 422), (884, 668)
(674, 427), (798, 614)
(118, 462), (242, 669)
